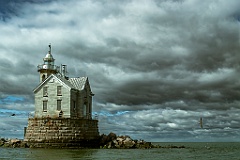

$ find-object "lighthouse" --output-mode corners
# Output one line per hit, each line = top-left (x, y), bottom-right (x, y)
(24, 45), (99, 148)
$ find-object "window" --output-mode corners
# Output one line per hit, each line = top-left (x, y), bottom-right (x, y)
(73, 100), (76, 111)
(57, 100), (61, 111)
(43, 87), (48, 97)
(42, 75), (46, 81)
(43, 101), (47, 111)
(83, 103), (87, 117)
(57, 86), (62, 96)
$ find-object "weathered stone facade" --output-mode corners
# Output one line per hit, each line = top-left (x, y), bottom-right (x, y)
(24, 118), (99, 148)
(33, 74), (93, 119)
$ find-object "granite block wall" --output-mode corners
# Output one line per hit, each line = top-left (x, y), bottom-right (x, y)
(24, 118), (99, 148)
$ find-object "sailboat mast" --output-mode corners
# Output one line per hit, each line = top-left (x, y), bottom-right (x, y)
(200, 117), (203, 128)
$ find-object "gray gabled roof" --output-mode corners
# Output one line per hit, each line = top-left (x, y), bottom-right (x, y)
(33, 74), (88, 93)
(68, 77), (88, 91)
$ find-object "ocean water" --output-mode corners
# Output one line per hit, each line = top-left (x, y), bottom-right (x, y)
(0, 142), (239, 160)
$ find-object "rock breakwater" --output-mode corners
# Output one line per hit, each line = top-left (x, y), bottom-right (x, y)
(98, 132), (186, 149)
(0, 134), (185, 149)
(99, 132), (153, 149)
(0, 138), (29, 148)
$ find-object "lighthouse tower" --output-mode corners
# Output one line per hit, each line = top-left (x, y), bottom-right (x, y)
(37, 44), (58, 82)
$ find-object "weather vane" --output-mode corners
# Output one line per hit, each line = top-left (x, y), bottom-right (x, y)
(48, 43), (51, 53)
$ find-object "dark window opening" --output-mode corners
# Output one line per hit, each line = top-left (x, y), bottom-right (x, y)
(42, 75), (46, 81)
(57, 86), (62, 96)
(57, 100), (61, 111)
(83, 103), (87, 117)
(73, 100), (76, 111)
(43, 101), (47, 111)
(43, 87), (48, 97)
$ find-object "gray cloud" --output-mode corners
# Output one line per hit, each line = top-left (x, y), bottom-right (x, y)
(0, 0), (240, 141)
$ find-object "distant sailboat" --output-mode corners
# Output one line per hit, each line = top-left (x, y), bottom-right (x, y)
(199, 117), (203, 128)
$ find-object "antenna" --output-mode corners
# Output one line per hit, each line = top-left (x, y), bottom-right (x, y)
(199, 117), (203, 129)
(48, 43), (51, 54)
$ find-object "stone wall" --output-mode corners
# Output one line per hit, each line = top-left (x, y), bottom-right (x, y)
(24, 117), (99, 148)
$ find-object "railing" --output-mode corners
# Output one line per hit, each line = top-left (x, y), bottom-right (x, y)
(37, 64), (59, 71)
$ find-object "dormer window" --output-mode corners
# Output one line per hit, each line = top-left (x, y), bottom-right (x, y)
(57, 86), (62, 96)
(43, 87), (48, 97)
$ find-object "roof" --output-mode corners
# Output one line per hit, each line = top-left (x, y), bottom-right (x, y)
(43, 52), (55, 62)
(68, 77), (88, 90)
(33, 74), (88, 93)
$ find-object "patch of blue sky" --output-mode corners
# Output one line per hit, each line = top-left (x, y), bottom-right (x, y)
(0, 95), (24, 104)
(94, 111), (130, 117)
(0, 108), (28, 116)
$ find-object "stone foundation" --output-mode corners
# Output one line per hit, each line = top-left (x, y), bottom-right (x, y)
(24, 118), (100, 148)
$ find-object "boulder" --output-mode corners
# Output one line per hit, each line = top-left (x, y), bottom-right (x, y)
(106, 132), (117, 142)
(99, 132), (154, 149)
(99, 134), (108, 146)
(0, 138), (29, 148)
(10, 139), (21, 144)
(116, 137), (123, 142)
(123, 137), (135, 148)
(0, 138), (7, 146)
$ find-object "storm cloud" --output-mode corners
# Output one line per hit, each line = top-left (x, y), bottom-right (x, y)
(0, 0), (240, 141)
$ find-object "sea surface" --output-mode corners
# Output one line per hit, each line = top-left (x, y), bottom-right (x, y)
(0, 142), (239, 160)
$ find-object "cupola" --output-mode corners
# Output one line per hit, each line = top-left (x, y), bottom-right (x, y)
(37, 44), (58, 82)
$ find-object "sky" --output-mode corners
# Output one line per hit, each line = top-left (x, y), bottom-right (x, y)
(0, 0), (240, 142)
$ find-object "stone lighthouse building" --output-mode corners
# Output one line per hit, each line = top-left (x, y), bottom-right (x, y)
(24, 45), (99, 148)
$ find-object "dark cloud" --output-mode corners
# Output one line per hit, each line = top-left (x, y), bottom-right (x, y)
(0, 0), (240, 141)
(0, 0), (53, 21)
